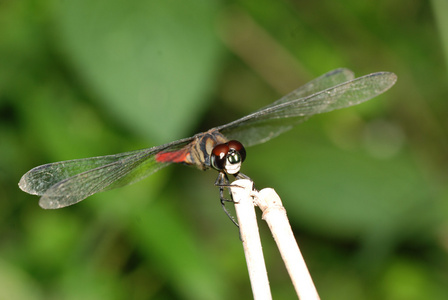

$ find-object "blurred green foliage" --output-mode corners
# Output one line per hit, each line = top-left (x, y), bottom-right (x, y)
(1, 0), (448, 299)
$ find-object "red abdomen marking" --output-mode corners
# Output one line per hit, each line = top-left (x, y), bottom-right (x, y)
(155, 149), (189, 164)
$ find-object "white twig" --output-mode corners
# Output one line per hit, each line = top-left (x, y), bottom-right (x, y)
(255, 187), (320, 300)
(230, 178), (320, 300)
(230, 179), (272, 300)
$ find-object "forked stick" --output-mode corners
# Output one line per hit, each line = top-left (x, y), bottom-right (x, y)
(231, 179), (272, 300)
(230, 179), (320, 300)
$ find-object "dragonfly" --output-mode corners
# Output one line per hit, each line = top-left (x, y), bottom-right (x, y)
(19, 68), (397, 211)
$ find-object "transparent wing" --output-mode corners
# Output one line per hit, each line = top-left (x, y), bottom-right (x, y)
(19, 69), (396, 209)
(19, 138), (193, 209)
(255, 68), (355, 111)
(218, 70), (397, 146)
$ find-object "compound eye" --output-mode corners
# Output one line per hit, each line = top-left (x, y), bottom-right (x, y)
(227, 140), (246, 162)
(211, 143), (229, 171)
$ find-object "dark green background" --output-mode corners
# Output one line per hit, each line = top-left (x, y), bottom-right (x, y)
(1, 0), (447, 299)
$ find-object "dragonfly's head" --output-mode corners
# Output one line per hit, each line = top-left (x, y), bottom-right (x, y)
(211, 140), (246, 175)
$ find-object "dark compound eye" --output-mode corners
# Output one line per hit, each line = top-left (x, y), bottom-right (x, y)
(227, 140), (246, 162)
(211, 143), (229, 171)
(210, 140), (246, 174)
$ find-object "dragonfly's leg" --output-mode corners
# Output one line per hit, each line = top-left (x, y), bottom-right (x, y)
(215, 172), (239, 228)
(236, 172), (251, 180)
(221, 200), (239, 228)
(214, 172), (233, 202)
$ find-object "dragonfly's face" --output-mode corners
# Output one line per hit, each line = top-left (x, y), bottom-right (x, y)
(210, 140), (246, 175)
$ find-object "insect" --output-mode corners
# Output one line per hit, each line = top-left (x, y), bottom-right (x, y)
(19, 68), (397, 211)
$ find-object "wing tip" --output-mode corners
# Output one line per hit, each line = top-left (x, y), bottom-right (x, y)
(18, 173), (39, 195)
(374, 71), (398, 91)
(39, 196), (65, 209)
(19, 174), (63, 209)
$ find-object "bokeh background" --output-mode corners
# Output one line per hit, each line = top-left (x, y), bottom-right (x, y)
(1, 0), (448, 299)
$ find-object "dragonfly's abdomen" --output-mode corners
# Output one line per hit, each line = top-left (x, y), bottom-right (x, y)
(155, 129), (228, 171)
(155, 149), (189, 164)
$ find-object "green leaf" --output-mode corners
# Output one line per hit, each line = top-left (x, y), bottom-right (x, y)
(54, 0), (222, 142)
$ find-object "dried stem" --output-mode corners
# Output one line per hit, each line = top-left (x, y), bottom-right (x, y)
(230, 179), (272, 300)
(230, 179), (320, 300)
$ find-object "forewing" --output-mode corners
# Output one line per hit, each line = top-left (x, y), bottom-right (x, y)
(218, 71), (397, 146)
(19, 138), (193, 209)
(255, 68), (354, 111)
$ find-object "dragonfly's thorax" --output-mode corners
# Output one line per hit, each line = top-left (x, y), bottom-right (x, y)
(185, 129), (228, 170)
